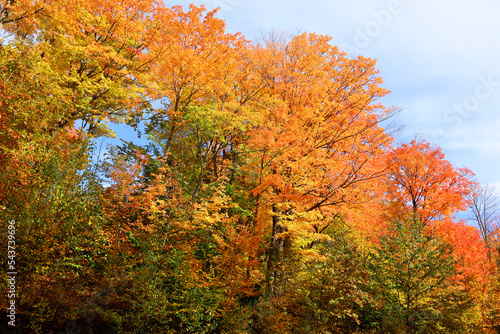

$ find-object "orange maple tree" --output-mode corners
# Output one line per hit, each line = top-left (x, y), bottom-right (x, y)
(385, 139), (475, 224)
(238, 32), (396, 297)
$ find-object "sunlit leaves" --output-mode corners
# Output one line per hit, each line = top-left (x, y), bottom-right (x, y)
(385, 139), (475, 224)
(1, 0), (497, 332)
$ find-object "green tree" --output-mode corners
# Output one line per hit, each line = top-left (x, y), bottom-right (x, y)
(365, 219), (464, 334)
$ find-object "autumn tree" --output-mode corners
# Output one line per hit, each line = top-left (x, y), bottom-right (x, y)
(244, 32), (394, 298)
(383, 141), (500, 331)
(385, 139), (475, 224)
(365, 219), (467, 334)
(1, 0), (173, 136)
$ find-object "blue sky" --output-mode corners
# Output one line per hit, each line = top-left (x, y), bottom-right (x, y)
(110, 0), (500, 188)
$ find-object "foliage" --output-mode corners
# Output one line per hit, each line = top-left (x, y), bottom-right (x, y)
(385, 139), (475, 224)
(365, 219), (469, 334)
(0, 1), (496, 333)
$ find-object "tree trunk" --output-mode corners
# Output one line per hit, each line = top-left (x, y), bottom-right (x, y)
(266, 204), (287, 296)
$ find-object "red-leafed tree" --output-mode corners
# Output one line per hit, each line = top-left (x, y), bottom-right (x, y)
(433, 219), (499, 329)
(385, 139), (475, 224)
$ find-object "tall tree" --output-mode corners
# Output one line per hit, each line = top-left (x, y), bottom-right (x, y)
(246, 32), (394, 295)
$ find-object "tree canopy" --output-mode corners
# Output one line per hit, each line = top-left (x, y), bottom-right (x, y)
(0, 2), (498, 333)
